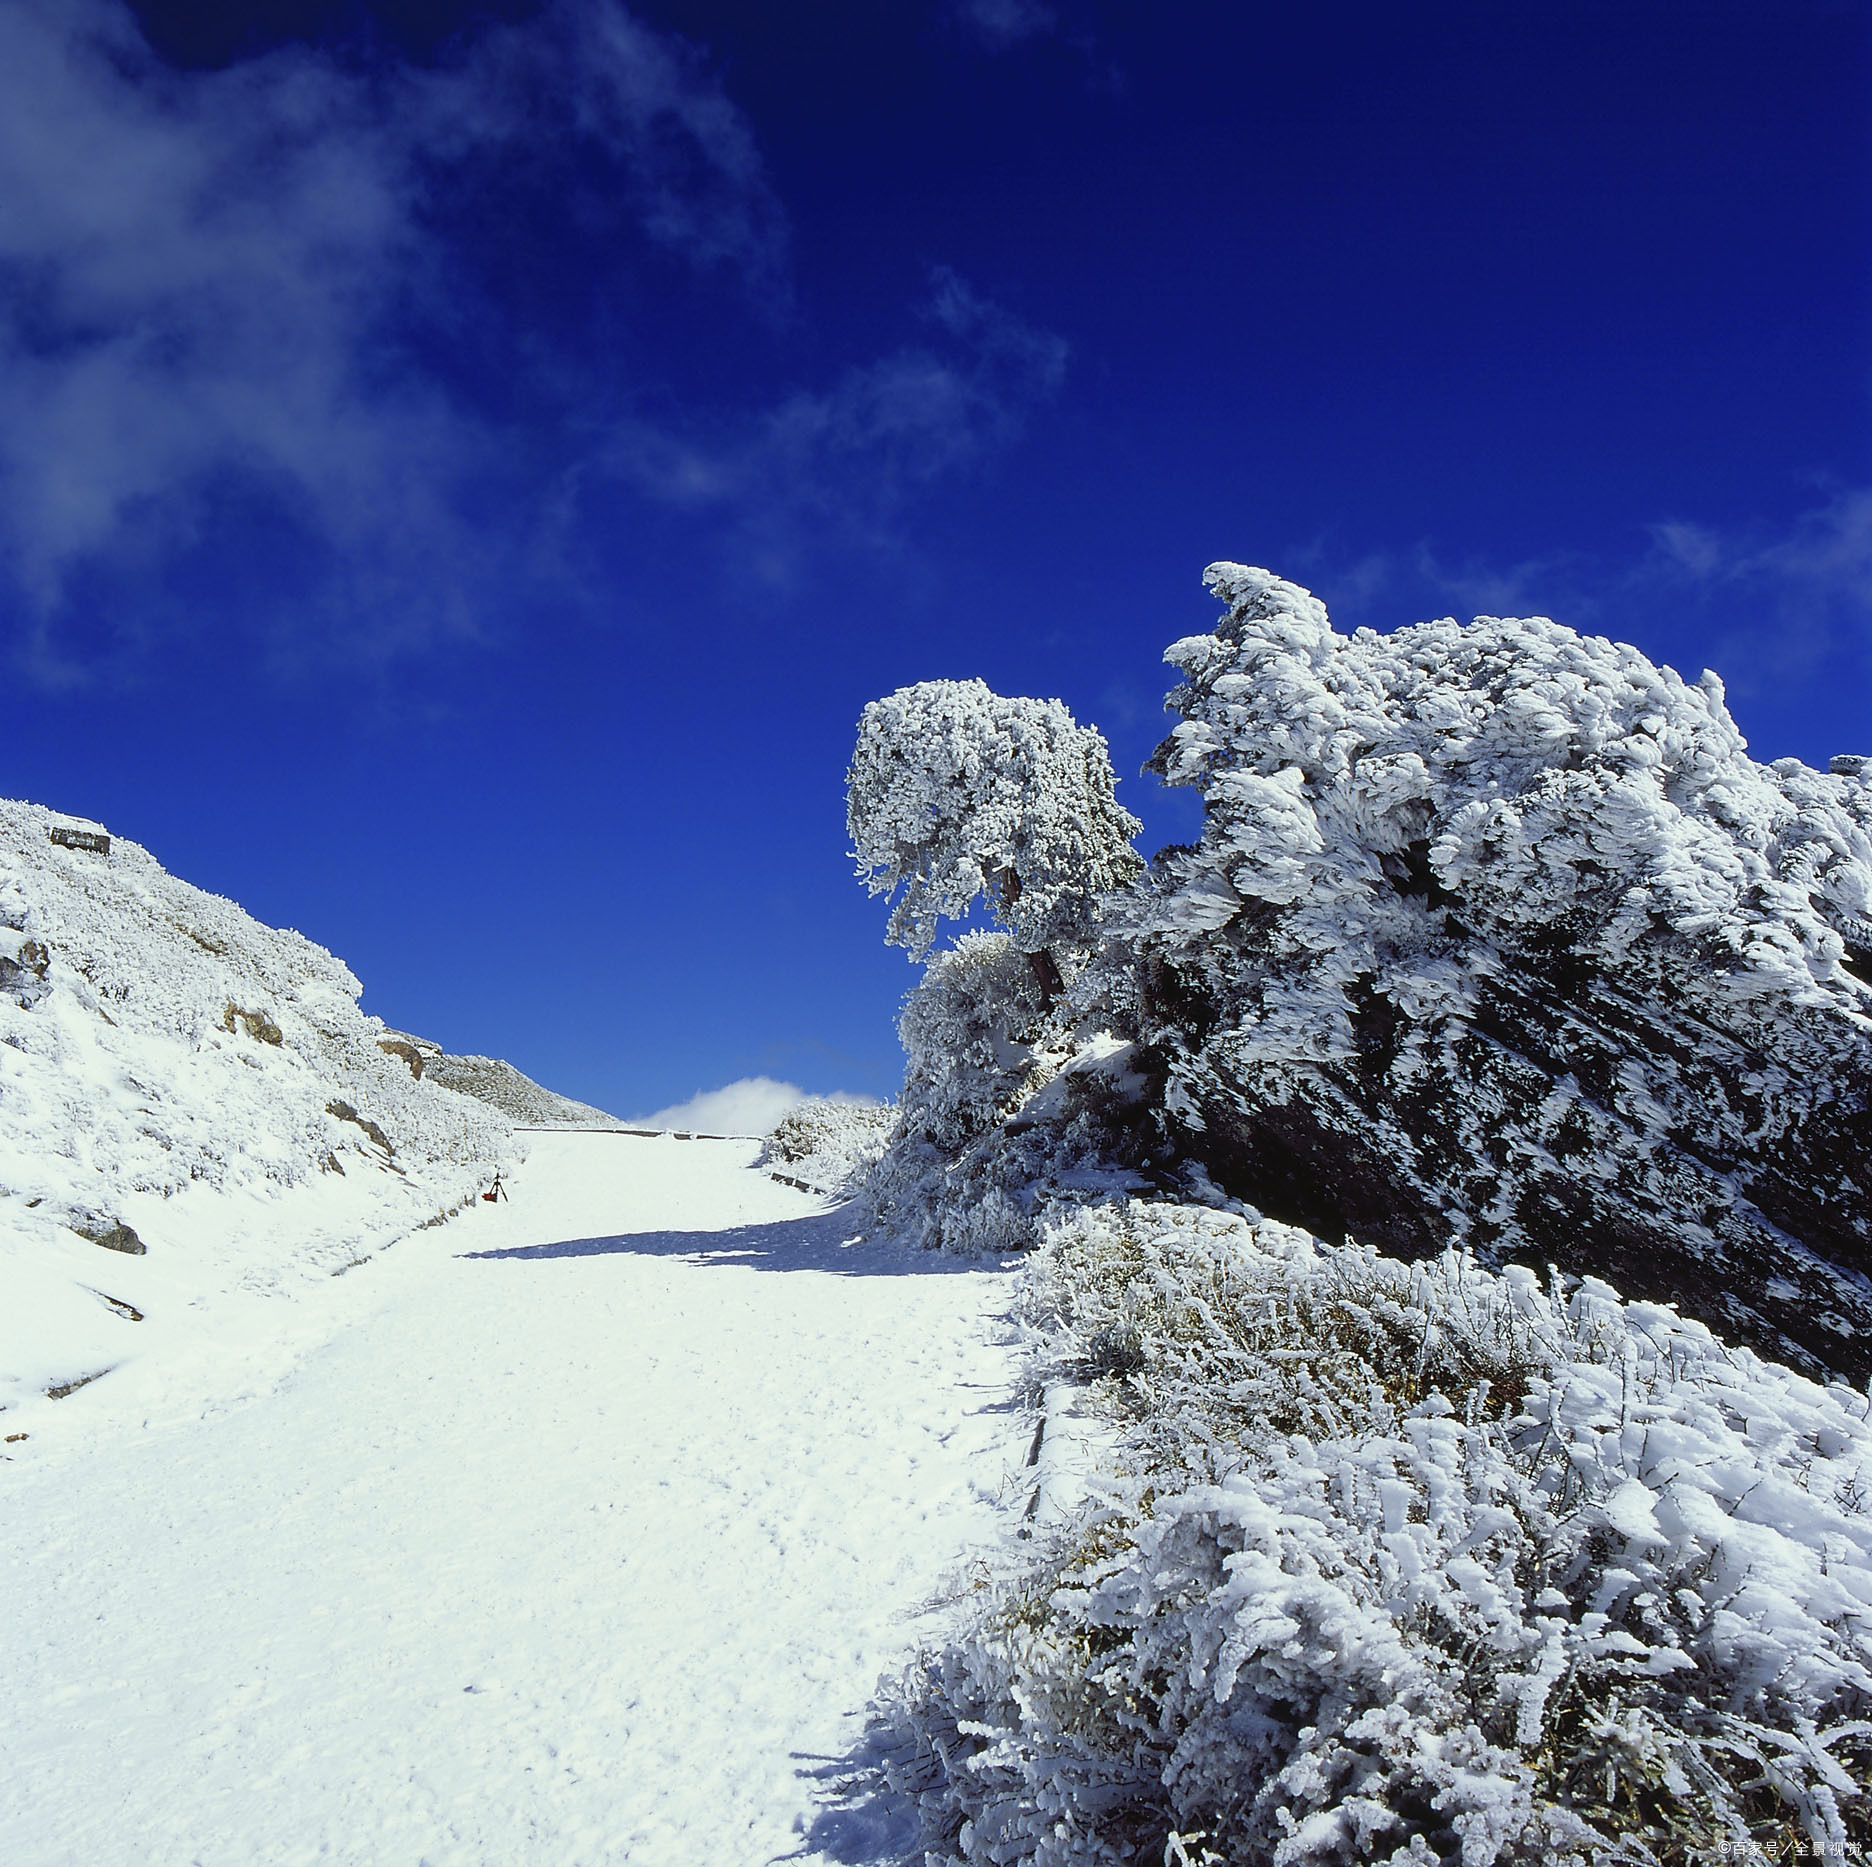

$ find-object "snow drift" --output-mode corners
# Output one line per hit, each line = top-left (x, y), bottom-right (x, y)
(0, 798), (514, 1412)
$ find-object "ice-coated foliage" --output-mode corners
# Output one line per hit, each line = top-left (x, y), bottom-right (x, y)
(847, 565), (1872, 1861)
(886, 1201), (1872, 1866)
(847, 679), (1143, 962)
(1148, 561), (1872, 1029)
(854, 933), (1161, 1255)
(1126, 564), (1872, 1378)
(899, 932), (1057, 1154)
(756, 1095), (895, 1197)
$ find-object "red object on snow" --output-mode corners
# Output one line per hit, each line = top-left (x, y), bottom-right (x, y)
(481, 1190), (498, 1202)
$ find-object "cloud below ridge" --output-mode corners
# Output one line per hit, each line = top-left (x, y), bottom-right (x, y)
(630, 1076), (877, 1136)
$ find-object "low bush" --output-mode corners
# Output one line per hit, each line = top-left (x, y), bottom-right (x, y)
(884, 1202), (1872, 1865)
(757, 1096), (896, 1197)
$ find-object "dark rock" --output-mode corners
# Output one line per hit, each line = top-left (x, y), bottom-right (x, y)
(47, 826), (109, 855)
(221, 1003), (282, 1045)
(45, 1370), (109, 1399)
(68, 1215), (145, 1255)
(326, 1099), (394, 1155)
(0, 936), (50, 1008)
(376, 1038), (425, 1079)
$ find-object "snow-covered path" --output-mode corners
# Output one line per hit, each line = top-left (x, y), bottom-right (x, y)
(1, 1133), (1024, 1866)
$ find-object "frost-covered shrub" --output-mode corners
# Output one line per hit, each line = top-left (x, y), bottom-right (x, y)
(854, 933), (1164, 1254)
(899, 933), (1058, 1153)
(1124, 563), (1872, 1379)
(757, 1096), (895, 1196)
(886, 1202), (1872, 1866)
(848, 679), (1143, 976)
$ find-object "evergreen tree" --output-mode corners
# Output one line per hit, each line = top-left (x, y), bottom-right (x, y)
(846, 678), (1142, 999)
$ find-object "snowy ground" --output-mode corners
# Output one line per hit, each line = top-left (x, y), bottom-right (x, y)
(1, 1132), (1025, 1866)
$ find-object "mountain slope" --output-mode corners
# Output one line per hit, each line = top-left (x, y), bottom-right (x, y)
(0, 798), (516, 1412)
(378, 1029), (619, 1127)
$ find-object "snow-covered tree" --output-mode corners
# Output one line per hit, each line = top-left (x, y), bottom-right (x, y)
(845, 564), (1872, 1864)
(847, 679), (1143, 997)
(1118, 562), (1872, 1380)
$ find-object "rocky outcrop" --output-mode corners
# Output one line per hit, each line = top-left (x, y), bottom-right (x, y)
(66, 1212), (145, 1255)
(376, 1030), (616, 1128)
(1124, 565), (1872, 1381)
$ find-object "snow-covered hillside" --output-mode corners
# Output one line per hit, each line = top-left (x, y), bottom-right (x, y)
(0, 798), (517, 1413)
(378, 1029), (619, 1127)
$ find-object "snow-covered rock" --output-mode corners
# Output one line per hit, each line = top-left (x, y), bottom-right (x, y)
(1125, 565), (1872, 1380)
(0, 797), (514, 1413)
(377, 1029), (618, 1127)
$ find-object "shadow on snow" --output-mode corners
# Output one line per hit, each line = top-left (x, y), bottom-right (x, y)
(467, 1201), (1005, 1862)
(775, 1725), (935, 1866)
(457, 1208), (1009, 1279)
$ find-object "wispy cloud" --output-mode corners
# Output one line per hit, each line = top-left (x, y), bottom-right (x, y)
(946, 0), (1119, 91)
(612, 266), (1067, 571)
(1633, 486), (1872, 703)
(1644, 485), (1872, 625)
(1285, 485), (1872, 727)
(0, 0), (786, 681)
(1409, 544), (1598, 626)
(951, 0), (1060, 51)
(1298, 486), (1867, 631)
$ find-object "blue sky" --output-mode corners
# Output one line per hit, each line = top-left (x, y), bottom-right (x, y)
(2, 0), (1867, 1117)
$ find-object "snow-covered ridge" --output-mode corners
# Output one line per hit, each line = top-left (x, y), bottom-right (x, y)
(375, 1029), (618, 1128)
(0, 797), (514, 1413)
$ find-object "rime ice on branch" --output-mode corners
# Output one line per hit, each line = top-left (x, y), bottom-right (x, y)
(1132, 564), (1872, 1379)
(847, 679), (1142, 999)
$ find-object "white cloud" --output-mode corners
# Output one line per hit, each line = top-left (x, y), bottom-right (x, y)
(629, 1076), (878, 1136)
(1644, 485), (1872, 622)
(1278, 487), (1872, 740)
(764, 268), (1067, 488)
(611, 266), (1067, 562)
(1282, 537), (1602, 638)
(1410, 544), (1595, 624)
(0, 0), (785, 677)
(1623, 486), (1872, 703)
